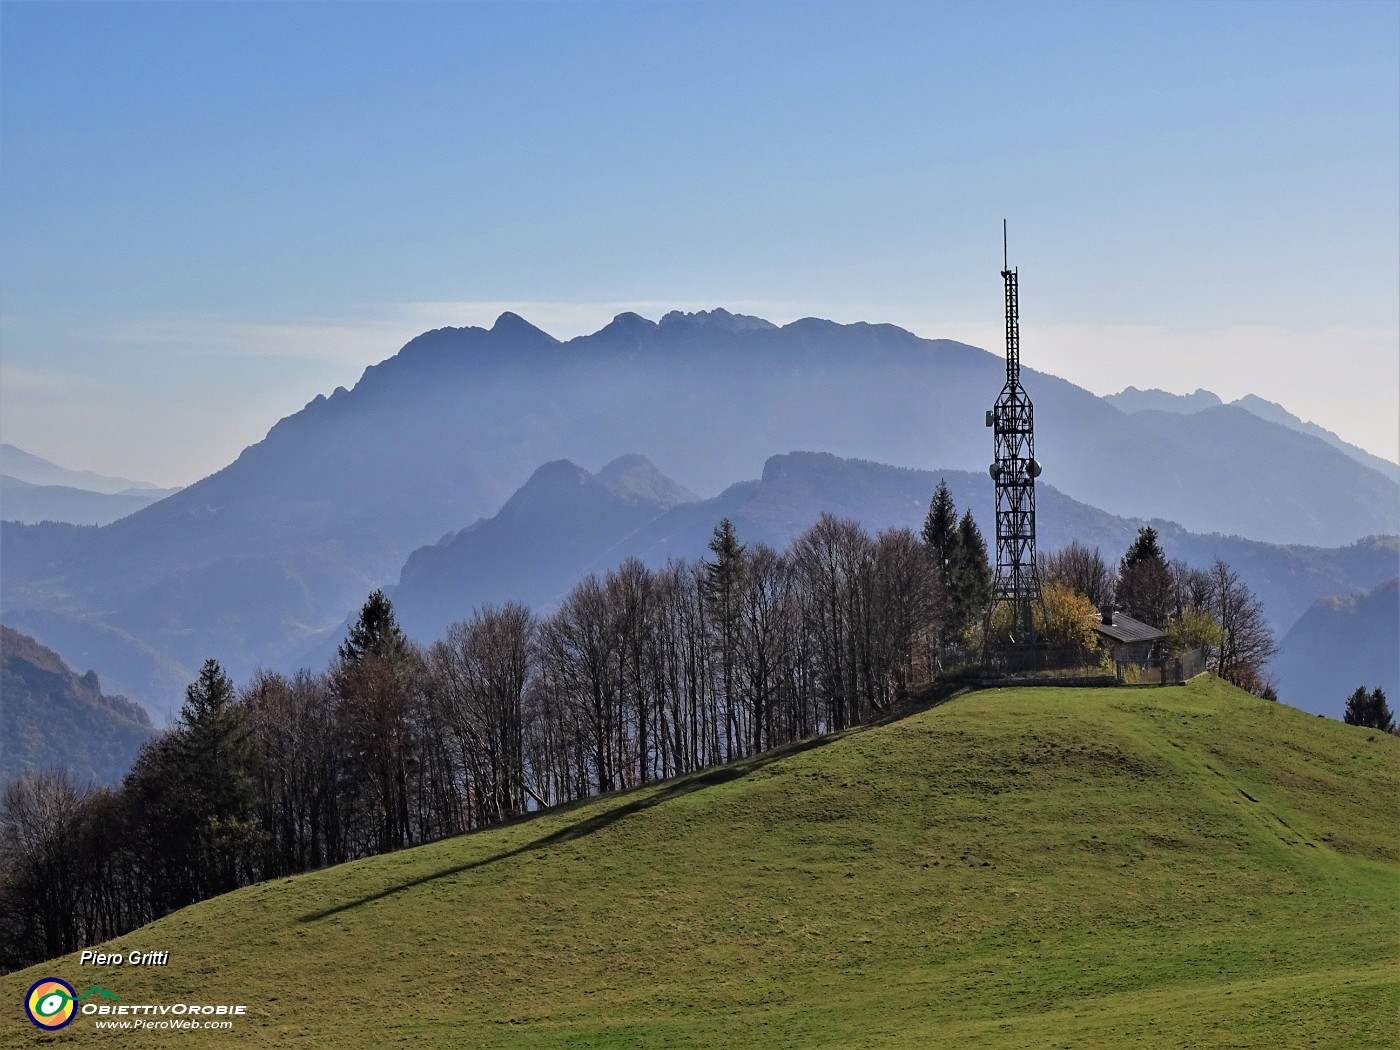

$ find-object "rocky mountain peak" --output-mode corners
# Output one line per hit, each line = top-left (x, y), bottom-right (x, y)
(596, 454), (697, 508)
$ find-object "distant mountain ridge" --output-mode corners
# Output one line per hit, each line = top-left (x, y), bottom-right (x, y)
(0, 624), (153, 785)
(0, 444), (180, 525)
(1105, 387), (1400, 483)
(0, 475), (179, 526)
(1273, 578), (1400, 720)
(0, 444), (172, 495)
(355, 451), (1398, 723)
(3, 309), (1397, 716)
(355, 454), (696, 647)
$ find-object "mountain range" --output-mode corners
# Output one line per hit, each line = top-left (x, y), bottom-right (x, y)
(340, 451), (1396, 717)
(0, 444), (169, 495)
(2, 310), (1396, 721)
(0, 445), (180, 525)
(1103, 387), (1400, 483)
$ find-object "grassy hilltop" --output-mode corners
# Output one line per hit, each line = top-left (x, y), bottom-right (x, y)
(4, 677), (1397, 1048)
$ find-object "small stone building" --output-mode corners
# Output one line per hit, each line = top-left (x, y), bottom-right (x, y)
(1094, 606), (1165, 665)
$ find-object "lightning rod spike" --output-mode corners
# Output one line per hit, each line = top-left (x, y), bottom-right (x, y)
(1003, 219), (1007, 272)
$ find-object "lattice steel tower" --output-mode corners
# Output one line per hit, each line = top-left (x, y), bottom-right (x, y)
(985, 223), (1044, 645)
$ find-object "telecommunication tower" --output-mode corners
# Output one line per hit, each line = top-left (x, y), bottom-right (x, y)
(984, 222), (1044, 648)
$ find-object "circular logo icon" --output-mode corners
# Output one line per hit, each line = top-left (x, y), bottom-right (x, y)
(25, 977), (77, 1030)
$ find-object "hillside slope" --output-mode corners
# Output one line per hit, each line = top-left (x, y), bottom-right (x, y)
(1275, 578), (1400, 719)
(0, 625), (153, 785)
(4, 678), (1395, 1047)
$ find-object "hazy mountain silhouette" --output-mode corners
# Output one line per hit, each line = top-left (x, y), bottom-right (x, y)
(357, 452), (1399, 723)
(4, 310), (1396, 714)
(1105, 387), (1400, 483)
(1273, 578), (1400, 720)
(0, 624), (154, 785)
(391, 454), (695, 640)
(0, 475), (179, 526)
(0, 444), (172, 495)
(1106, 387), (1227, 414)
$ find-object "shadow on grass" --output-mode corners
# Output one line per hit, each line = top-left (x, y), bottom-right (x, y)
(299, 734), (837, 923)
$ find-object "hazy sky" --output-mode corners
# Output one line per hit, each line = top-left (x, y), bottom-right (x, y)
(2, 0), (1396, 487)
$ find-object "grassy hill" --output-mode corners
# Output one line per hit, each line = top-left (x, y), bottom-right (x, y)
(3, 677), (1397, 1047)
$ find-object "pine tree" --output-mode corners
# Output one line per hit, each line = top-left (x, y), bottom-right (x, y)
(921, 480), (957, 591)
(334, 589), (416, 852)
(947, 510), (992, 641)
(180, 658), (237, 734)
(177, 660), (253, 822)
(1373, 688), (1395, 732)
(1122, 526), (1165, 567)
(173, 659), (256, 898)
(1117, 526), (1173, 627)
(339, 589), (410, 665)
(703, 519), (746, 759)
(1344, 686), (1395, 731)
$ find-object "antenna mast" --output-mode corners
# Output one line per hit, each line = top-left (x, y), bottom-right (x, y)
(985, 223), (1044, 655)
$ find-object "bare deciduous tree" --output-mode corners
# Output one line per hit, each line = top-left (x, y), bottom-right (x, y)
(1207, 558), (1277, 696)
(1041, 541), (1114, 610)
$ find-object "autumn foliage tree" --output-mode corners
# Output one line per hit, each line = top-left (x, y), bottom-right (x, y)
(1164, 608), (1223, 655)
(1037, 580), (1101, 650)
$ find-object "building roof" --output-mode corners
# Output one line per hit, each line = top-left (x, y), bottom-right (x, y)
(1094, 611), (1165, 645)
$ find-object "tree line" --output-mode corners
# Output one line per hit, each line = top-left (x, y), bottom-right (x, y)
(1041, 526), (1278, 694)
(0, 487), (1278, 971)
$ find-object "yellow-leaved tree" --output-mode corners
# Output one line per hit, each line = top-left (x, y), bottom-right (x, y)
(1040, 579), (1101, 649)
(987, 579), (1100, 649)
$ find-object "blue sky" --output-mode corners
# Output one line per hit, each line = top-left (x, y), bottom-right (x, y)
(2, 0), (1397, 486)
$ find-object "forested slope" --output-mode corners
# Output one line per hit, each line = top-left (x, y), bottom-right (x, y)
(0, 625), (152, 785)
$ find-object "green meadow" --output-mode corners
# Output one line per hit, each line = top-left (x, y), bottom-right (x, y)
(5, 677), (1397, 1048)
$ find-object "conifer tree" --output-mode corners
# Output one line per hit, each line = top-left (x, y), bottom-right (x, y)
(1343, 686), (1395, 731)
(947, 510), (992, 640)
(703, 519), (746, 758)
(1116, 526), (1173, 627)
(178, 659), (253, 820)
(338, 588), (410, 665)
(173, 659), (256, 898)
(921, 480), (957, 592)
(334, 589), (416, 852)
